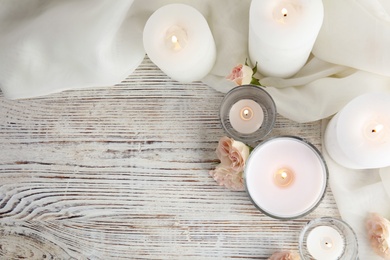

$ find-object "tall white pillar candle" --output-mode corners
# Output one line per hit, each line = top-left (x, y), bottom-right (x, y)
(325, 93), (390, 169)
(249, 0), (324, 78)
(143, 4), (216, 83)
(245, 136), (328, 219)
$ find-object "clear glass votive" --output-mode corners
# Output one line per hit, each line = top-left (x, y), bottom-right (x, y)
(219, 85), (276, 144)
(244, 136), (328, 220)
(299, 217), (359, 260)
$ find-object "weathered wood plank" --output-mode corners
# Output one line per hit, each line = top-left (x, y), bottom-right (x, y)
(0, 57), (339, 259)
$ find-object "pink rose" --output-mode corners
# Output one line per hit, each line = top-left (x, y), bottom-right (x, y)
(209, 136), (250, 191)
(209, 165), (244, 191)
(226, 64), (253, 86)
(269, 251), (301, 260)
(216, 136), (249, 172)
(366, 213), (390, 259)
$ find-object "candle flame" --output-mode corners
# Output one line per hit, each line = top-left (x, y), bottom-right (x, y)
(281, 171), (288, 179)
(171, 35), (178, 44)
(325, 241), (333, 248)
(240, 107), (253, 121)
(281, 8), (288, 17)
(372, 124), (384, 133)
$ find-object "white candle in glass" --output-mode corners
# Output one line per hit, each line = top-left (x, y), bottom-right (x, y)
(229, 99), (264, 134)
(249, 0), (324, 78)
(245, 136), (327, 219)
(307, 226), (344, 260)
(143, 4), (216, 83)
(325, 93), (390, 169)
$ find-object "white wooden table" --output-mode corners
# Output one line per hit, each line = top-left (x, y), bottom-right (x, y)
(0, 57), (339, 259)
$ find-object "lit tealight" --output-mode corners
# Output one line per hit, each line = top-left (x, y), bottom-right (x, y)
(307, 226), (344, 260)
(165, 25), (188, 51)
(274, 168), (294, 187)
(229, 99), (264, 134)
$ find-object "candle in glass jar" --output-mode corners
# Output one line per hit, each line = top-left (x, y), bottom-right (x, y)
(229, 99), (264, 134)
(307, 226), (344, 260)
(219, 85), (276, 143)
(143, 4), (216, 82)
(324, 93), (390, 169)
(245, 136), (327, 219)
(248, 0), (324, 78)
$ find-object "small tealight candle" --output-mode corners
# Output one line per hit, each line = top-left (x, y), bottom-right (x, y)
(245, 136), (327, 219)
(219, 85), (276, 143)
(143, 4), (216, 83)
(249, 0), (324, 78)
(229, 99), (264, 134)
(325, 93), (390, 169)
(306, 226), (344, 260)
(299, 217), (359, 260)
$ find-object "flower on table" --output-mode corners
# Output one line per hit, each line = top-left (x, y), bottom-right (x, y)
(226, 60), (261, 86)
(209, 136), (250, 191)
(366, 212), (390, 259)
(268, 251), (301, 260)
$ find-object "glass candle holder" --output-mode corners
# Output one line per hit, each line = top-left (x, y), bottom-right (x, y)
(299, 217), (359, 260)
(244, 136), (328, 220)
(219, 85), (276, 144)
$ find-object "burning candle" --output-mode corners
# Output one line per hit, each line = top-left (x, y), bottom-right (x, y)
(219, 85), (276, 143)
(306, 226), (344, 260)
(324, 93), (390, 169)
(229, 99), (264, 134)
(299, 217), (359, 260)
(143, 4), (216, 83)
(245, 136), (327, 219)
(248, 0), (324, 78)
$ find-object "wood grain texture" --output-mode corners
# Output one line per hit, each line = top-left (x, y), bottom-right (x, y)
(0, 57), (339, 259)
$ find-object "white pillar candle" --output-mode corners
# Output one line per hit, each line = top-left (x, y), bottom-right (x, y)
(143, 4), (216, 83)
(229, 99), (264, 134)
(249, 0), (324, 78)
(325, 93), (390, 169)
(307, 226), (344, 260)
(245, 136), (327, 219)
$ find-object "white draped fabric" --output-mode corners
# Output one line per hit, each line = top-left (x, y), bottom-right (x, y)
(1, 0), (390, 258)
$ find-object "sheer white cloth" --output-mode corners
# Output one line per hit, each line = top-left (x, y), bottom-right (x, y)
(1, 0), (390, 258)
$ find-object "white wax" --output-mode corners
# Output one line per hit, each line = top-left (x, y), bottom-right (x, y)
(229, 99), (264, 134)
(143, 4), (216, 83)
(245, 137), (327, 219)
(249, 0), (324, 78)
(325, 93), (390, 169)
(307, 226), (344, 260)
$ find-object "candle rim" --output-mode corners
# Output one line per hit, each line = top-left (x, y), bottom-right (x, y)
(244, 135), (328, 220)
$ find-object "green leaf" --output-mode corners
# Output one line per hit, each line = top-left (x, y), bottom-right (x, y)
(250, 77), (262, 86)
(245, 58), (249, 66)
(252, 62), (258, 76)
